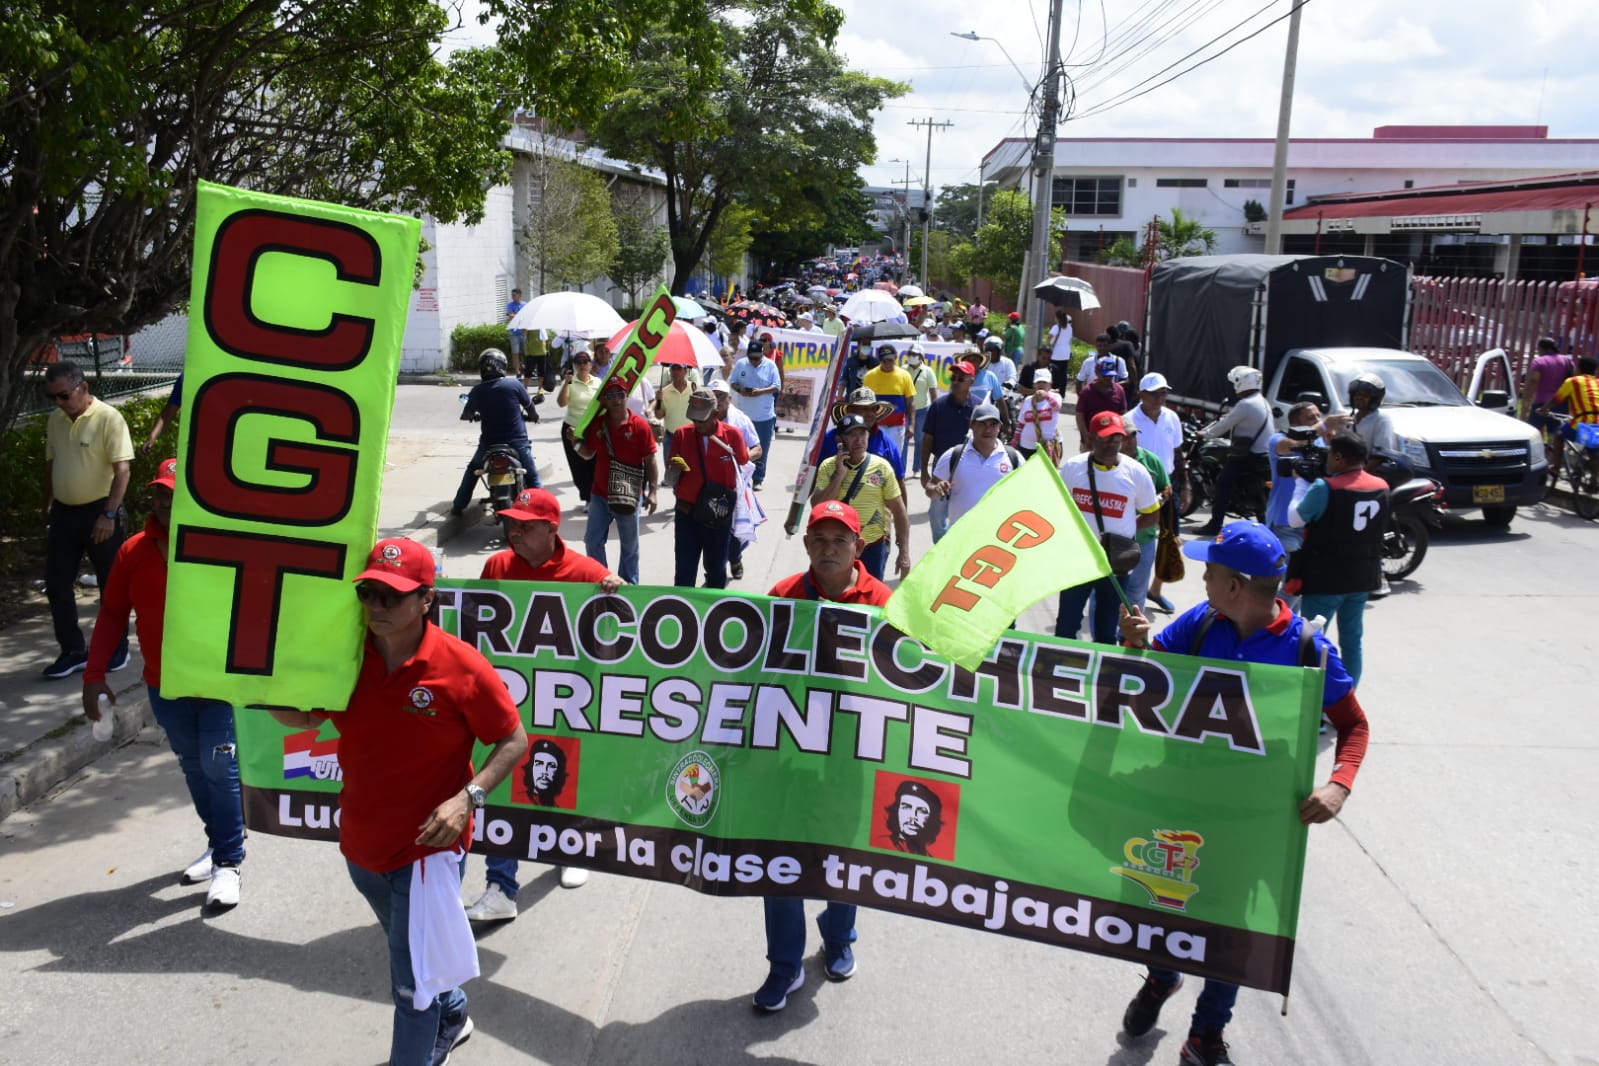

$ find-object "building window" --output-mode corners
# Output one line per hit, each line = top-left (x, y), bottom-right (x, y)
(1223, 178), (1273, 189)
(1156, 178), (1208, 188)
(1404, 180), (1415, 189)
(1052, 176), (1122, 217)
(1127, 178), (1137, 188)
(1286, 179), (1295, 205)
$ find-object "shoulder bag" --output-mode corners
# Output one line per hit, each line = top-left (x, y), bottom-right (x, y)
(600, 422), (646, 516)
(1086, 460), (1143, 576)
(690, 432), (737, 529)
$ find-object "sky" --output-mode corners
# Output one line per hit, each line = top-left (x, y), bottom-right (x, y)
(444, 0), (1599, 197)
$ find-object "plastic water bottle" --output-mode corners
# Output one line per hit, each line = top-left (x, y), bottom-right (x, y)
(92, 694), (115, 742)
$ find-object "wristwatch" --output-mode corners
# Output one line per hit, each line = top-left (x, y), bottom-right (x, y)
(464, 783), (486, 809)
(101, 510), (117, 519)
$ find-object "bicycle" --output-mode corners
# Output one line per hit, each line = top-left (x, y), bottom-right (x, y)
(1549, 413), (1599, 520)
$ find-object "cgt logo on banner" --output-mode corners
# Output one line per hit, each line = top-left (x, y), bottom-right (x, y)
(233, 582), (1324, 996)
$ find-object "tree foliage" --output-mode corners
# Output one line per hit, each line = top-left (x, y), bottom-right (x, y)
(588, 2), (905, 293)
(708, 202), (756, 281)
(519, 151), (620, 291)
(608, 192), (671, 308)
(748, 169), (877, 277)
(0, 0), (518, 433)
(932, 182), (996, 241)
(949, 190), (1066, 299)
(1096, 208), (1217, 266)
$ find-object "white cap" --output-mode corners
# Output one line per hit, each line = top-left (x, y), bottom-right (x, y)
(1139, 371), (1170, 392)
(1032, 368), (1052, 384)
(709, 378), (732, 394)
(1121, 411), (1140, 435)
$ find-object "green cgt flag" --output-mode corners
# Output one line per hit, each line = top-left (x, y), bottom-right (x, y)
(886, 452), (1110, 669)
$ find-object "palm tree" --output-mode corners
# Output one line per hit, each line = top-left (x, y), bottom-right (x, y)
(1154, 208), (1218, 259)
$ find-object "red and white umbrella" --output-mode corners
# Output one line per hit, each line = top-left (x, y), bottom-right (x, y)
(608, 318), (722, 370)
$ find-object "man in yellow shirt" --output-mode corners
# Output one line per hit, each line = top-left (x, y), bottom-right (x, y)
(812, 414), (910, 580)
(42, 361), (134, 678)
(862, 344), (917, 471)
(1540, 355), (1599, 485)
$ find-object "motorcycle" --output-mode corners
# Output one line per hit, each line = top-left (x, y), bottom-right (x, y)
(1375, 454), (1447, 581)
(459, 393), (528, 525)
(1178, 409), (1266, 522)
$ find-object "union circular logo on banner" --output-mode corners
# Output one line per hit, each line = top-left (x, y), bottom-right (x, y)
(667, 750), (721, 828)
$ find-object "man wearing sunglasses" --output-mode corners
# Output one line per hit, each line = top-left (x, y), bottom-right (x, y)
(41, 361), (134, 679)
(271, 537), (527, 1066)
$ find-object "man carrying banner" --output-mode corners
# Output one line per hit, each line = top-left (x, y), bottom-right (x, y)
(1117, 520), (1370, 1066)
(82, 458), (246, 908)
(464, 489), (624, 919)
(813, 414), (911, 580)
(269, 538), (527, 1066)
(1057, 411), (1159, 644)
(755, 500), (892, 1011)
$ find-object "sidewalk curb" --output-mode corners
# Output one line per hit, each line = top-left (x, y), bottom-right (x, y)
(0, 676), (153, 823)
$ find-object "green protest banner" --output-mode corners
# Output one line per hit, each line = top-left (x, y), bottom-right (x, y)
(162, 181), (421, 710)
(887, 452), (1112, 669)
(233, 583), (1322, 993)
(570, 286), (676, 440)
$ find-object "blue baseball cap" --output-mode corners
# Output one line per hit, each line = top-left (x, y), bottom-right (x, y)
(1182, 521), (1289, 578)
(1095, 356), (1119, 377)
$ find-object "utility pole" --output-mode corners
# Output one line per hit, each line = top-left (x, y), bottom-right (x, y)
(909, 117), (953, 284)
(891, 160), (916, 259)
(1028, 0), (1066, 362)
(1263, 0), (1304, 255)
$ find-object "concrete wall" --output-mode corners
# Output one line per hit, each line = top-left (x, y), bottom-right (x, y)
(401, 185), (517, 373)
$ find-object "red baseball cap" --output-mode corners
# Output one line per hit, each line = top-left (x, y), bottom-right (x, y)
(497, 487), (561, 524)
(808, 500), (862, 535)
(148, 457), (178, 489)
(951, 360), (977, 377)
(1008, 311), (1020, 322)
(353, 537), (436, 593)
(1089, 410), (1126, 439)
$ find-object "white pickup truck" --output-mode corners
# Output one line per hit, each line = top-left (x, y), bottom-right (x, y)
(1262, 346), (1545, 526)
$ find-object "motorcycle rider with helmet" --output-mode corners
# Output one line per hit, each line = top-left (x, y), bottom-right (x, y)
(451, 349), (542, 517)
(1346, 372), (1396, 463)
(1195, 365), (1273, 535)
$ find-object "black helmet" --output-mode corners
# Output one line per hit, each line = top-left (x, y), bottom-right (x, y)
(1114, 320), (1132, 337)
(1348, 371), (1386, 406)
(479, 348), (509, 380)
(982, 335), (1003, 352)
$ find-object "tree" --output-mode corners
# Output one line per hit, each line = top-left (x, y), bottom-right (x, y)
(1099, 237), (1143, 267)
(748, 169), (877, 276)
(1157, 208), (1219, 259)
(608, 193), (670, 309)
(952, 190), (1066, 300)
(519, 149), (620, 291)
(0, 0), (517, 433)
(911, 229), (958, 292)
(932, 182), (996, 241)
(708, 203), (756, 281)
(588, 3), (905, 293)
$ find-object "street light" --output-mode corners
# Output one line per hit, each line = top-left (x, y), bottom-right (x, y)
(950, 31), (1036, 97)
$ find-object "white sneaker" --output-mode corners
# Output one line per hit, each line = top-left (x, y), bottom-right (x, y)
(206, 866), (241, 909)
(463, 883), (518, 921)
(180, 849), (214, 885)
(559, 866), (589, 889)
(439, 1016), (474, 1065)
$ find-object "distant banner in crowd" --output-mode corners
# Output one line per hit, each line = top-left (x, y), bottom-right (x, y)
(162, 181), (421, 711)
(759, 327), (845, 432)
(572, 286), (677, 439)
(234, 583), (1322, 993)
(878, 339), (971, 389)
(783, 328), (854, 535)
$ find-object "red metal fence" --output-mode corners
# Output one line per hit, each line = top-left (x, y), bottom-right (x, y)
(1408, 276), (1599, 390)
(1057, 262), (1149, 342)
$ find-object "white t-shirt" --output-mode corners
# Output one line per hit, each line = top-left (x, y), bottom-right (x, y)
(1049, 321), (1074, 362)
(1061, 453), (1158, 539)
(1353, 408), (1396, 455)
(627, 376), (657, 420)
(1017, 392), (1063, 450)
(934, 441), (1021, 526)
(1078, 355), (1129, 384)
(1130, 404), (1183, 476)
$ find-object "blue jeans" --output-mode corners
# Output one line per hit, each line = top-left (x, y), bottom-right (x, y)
(1148, 967), (1238, 1035)
(1271, 525), (1305, 611)
(751, 417), (777, 484)
(764, 898), (857, 981)
(583, 493), (640, 584)
(1055, 574), (1128, 645)
(485, 855), (520, 899)
(453, 439), (540, 513)
(674, 510), (730, 588)
(911, 408), (929, 472)
(346, 860), (471, 1066)
(860, 537), (889, 580)
(1300, 592), (1368, 686)
(148, 687), (244, 866)
(1122, 537), (1158, 614)
(928, 494), (950, 544)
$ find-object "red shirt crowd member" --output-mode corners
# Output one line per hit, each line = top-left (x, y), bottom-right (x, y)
(669, 388), (749, 589)
(575, 382), (660, 585)
(753, 501), (890, 1013)
(270, 537), (526, 1066)
(466, 487), (621, 918)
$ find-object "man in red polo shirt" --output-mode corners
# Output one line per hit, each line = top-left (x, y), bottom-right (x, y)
(669, 388), (749, 588)
(754, 501), (891, 1013)
(466, 488), (622, 918)
(576, 382), (658, 585)
(271, 537), (526, 1066)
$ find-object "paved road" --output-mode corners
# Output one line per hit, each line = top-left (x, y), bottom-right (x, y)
(1, 385), (1593, 1065)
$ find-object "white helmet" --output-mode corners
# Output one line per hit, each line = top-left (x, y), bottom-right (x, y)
(1227, 365), (1263, 394)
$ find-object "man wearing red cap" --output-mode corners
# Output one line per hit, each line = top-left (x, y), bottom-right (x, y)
(270, 537), (526, 1066)
(1057, 411), (1159, 645)
(465, 489), (621, 917)
(1002, 310), (1026, 361)
(754, 501), (891, 1013)
(82, 458), (246, 909)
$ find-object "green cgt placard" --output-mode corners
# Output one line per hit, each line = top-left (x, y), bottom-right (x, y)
(161, 180), (421, 711)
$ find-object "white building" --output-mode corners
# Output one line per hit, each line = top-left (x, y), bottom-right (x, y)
(980, 125), (1599, 267)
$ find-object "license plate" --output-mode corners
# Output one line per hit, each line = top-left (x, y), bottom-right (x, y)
(488, 473), (517, 486)
(1472, 484), (1506, 504)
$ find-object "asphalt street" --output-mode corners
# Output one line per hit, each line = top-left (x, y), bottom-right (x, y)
(1, 383), (1594, 1065)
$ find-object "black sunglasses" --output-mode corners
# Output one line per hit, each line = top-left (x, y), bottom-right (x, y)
(355, 583), (416, 608)
(48, 386), (77, 401)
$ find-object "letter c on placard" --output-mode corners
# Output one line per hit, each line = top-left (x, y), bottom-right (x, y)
(204, 209), (381, 370)
(636, 291), (678, 348)
(998, 510), (1054, 549)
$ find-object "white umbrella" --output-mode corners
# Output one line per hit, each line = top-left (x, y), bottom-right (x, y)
(898, 284), (925, 299)
(1032, 275), (1102, 310)
(508, 291), (626, 337)
(839, 288), (905, 324)
(672, 296), (710, 320)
